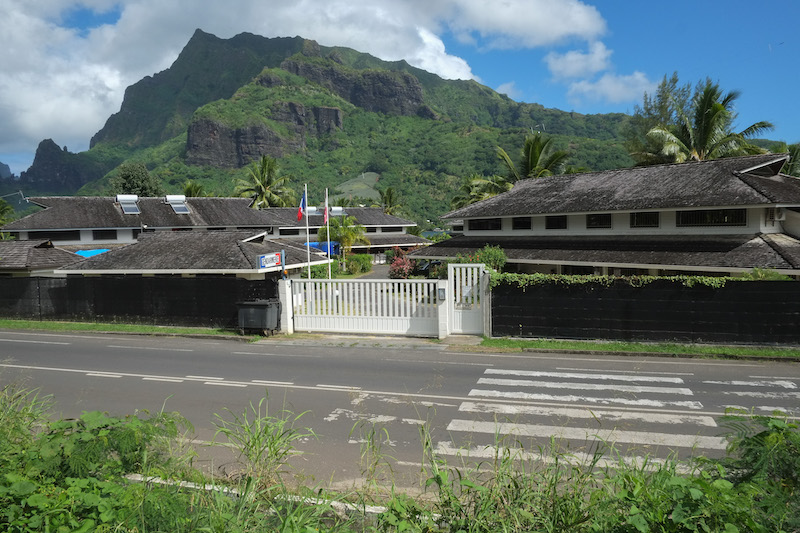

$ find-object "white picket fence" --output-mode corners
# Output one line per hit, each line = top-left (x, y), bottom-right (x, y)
(291, 279), (440, 336)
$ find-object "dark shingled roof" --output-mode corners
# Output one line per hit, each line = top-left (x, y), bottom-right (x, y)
(444, 154), (798, 219)
(410, 233), (800, 271)
(60, 231), (325, 273)
(0, 240), (81, 271)
(3, 198), (416, 231)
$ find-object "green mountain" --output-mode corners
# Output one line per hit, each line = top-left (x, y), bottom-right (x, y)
(9, 29), (636, 224)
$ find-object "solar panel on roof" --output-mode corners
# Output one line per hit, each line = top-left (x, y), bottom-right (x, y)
(120, 200), (140, 214)
(116, 194), (140, 215)
(166, 195), (190, 214)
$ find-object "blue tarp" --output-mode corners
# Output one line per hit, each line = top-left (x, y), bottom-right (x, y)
(75, 249), (109, 258)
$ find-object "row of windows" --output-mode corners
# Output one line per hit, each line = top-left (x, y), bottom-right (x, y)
(468, 209), (748, 231)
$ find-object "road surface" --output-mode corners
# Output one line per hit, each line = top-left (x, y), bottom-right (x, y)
(1, 329), (797, 489)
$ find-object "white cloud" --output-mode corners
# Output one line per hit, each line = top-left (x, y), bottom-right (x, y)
(567, 71), (657, 105)
(495, 82), (522, 100)
(0, 0), (609, 174)
(545, 41), (611, 79)
(444, 0), (606, 48)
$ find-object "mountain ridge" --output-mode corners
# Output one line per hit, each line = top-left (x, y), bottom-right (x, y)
(2, 29), (635, 222)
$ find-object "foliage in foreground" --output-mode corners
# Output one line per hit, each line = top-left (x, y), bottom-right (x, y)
(1, 383), (797, 532)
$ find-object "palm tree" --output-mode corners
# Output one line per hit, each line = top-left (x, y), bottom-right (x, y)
(450, 174), (512, 210)
(638, 82), (773, 164)
(234, 155), (296, 208)
(378, 187), (402, 215)
(496, 133), (569, 182)
(317, 215), (369, 263)
(183, 180), (208, 197)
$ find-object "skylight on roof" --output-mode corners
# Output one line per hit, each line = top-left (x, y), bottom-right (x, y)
(116, 194), (140, 215)
(165, 195), (190, 214)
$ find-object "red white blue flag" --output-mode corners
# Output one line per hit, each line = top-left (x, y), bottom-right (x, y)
(297, 191), (306, 221)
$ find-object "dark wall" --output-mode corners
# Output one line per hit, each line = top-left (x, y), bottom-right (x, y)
(492, 280), (800, 345)
(0, 276), (277, 328)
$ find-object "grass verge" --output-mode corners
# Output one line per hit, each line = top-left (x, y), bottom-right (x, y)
(481, 336), (800, 359)
(0, 318), (239, 337)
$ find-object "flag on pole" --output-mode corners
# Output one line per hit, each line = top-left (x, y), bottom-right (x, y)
(297, 191), (306, 221)
(323, 189), (329, 225)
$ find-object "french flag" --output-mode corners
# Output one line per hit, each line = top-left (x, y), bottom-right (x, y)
(297, 191), (306, 221)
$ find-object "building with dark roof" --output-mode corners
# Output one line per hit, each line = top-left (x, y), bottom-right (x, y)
(0, 240), (81, 276)
(2, 196), (427, 251)
(412, 153), (800, 276)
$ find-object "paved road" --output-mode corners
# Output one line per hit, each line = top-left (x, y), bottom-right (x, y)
(1, 329), (798, 489)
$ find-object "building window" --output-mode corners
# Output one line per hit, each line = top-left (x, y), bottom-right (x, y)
(281, 229), (300, 236)
(676, 209), (747, 227)
(92, 229), (116, 240)
(545, 215), (567, 230)
(31, 230), (81, 241)
(630, 212), (660, 228)
(468, 218), (502, 231)
(586, 214), (612, 229)
(512, 217), (532, 230)
(366, 227), (377, 233)
(381, 226), (403, 233)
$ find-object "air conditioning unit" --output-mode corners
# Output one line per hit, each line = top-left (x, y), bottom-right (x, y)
(766, 207), (786, 221)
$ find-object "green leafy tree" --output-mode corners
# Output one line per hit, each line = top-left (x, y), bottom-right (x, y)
(182, 180), (209, 197)
(110, 162), (164, 196)
(0, 199), (14, 226)
(450, 174), (512, 209)
(635, 80), (774, 164)
(496, 132), (569, 182)
(784, 144), (800, 177)
(623, 72), (693, 165)
(234, 155), (296, 208)
(378, 187), (402, 215)
(317, 215), (369, 263)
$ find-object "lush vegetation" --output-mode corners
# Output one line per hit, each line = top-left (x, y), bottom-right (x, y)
(1, 383), (797, 531)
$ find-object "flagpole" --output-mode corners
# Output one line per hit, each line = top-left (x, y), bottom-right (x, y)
(304, 184), (311, 280)
(325, 188), (332, 280)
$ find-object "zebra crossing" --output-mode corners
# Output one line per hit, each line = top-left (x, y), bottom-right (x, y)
(442, 367), (799, 464)
(323, 365), (799, 469)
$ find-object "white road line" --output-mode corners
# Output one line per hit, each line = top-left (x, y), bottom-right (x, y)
(324, 407), (426, 425)
(143, 377), (184, 383)
(204, 381), (247, 388)
(251, 380), (295, 386)
(0, 338), (71, 345)
(186, 375), (223, 380)
(477, 377), (693, 396)
(384, 358), (493, 367)
(486, 368), (685, 384)
(432, 441), (693, 473)
(108, 345), (194, 352)
(459, 401), (717, 427)
(722, 391), (800, 399)
(86, 372), (122, 378)
(232, 351), (322, 358)
(317, 384), (362, 391)
(703, 380), (797, 389)
(447, 419), (728, 450)
(470, 388), (704, 410)
(751, 375), (800, 380)
(557, 367), (694, 376)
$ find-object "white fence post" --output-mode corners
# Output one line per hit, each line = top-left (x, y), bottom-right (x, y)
(278, 279), (294, 334)
(437, 278), (449, 340)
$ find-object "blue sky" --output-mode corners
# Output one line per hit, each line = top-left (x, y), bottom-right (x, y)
(1, 0), (798, 176)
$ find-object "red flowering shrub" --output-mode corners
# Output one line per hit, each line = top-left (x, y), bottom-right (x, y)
(389, 256), (415, 279)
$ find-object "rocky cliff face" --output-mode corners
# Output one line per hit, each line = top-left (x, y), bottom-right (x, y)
(281, 59), (428, 117)
(0, 162), (11, 179)
(185, 102), (342, 168)
(16, 139), (104, 193)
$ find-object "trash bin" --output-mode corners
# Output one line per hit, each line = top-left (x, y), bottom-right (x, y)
(237, 299), (280, 335)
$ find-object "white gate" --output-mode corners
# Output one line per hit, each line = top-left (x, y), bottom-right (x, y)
(448, 263), (485, 334)
(291, 279), (439, 336)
